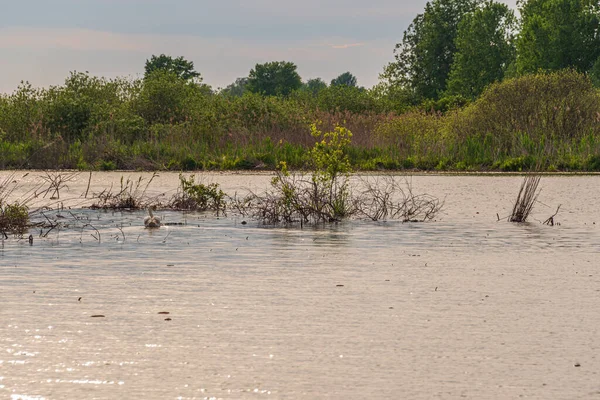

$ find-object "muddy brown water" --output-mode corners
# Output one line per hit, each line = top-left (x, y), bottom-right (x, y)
(1, 171), (599, 399)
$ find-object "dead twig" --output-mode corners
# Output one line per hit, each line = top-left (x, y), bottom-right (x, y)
(543, 204), (561, 226)
(80, 223), (101, 243)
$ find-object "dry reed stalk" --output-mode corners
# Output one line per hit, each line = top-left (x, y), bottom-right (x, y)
(509, 175), (541, 222)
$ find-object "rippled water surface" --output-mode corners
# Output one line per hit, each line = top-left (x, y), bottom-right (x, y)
(1, 172), (600, 399)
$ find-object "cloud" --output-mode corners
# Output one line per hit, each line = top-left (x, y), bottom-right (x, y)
(330, 43), (364, 49)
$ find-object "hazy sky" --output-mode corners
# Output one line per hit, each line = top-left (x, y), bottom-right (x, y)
(0, 0), (518, 93)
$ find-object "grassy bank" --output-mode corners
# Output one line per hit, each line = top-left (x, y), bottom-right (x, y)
(1, 70), (599, 172)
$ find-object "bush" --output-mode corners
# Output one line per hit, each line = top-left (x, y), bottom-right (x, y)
(449, 70), (600, 152)
(181, 156), (198, 171)
(0, 201), (29, 233)
(169, 175), (226, 213)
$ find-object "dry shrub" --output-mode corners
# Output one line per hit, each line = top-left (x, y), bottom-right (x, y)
(90, 173), (158, 210)
(356, 176), (444, 222)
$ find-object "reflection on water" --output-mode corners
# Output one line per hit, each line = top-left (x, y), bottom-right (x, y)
(1, 172), (600, 399)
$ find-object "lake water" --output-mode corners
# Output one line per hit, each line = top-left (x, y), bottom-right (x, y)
(1, 171), (599, 399)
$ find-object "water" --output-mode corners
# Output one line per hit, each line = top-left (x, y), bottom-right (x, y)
(1, 172), (600, 399)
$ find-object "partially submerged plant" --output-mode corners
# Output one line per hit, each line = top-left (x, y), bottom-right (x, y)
(0, 172), (49, 234)
(90, 173), (158, 209)
(0, 201), (29, 233)
(236, 123), (443, 225)
(169, 174), (226, 214)
(240, 123), (356, 224)
(356, 176), (444, 222)
(509, 175), (540, 222)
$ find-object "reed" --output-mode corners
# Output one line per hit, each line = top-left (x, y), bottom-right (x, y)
(509, 175), (541, 223)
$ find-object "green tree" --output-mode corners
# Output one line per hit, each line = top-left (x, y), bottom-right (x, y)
(144, 54), (201, 81)
(221, 77), (248, 97)
(386, 0), (481, 100)
(302, 78), (328, 95)
(446, 1), (517, 99)
(330, 72), (358, 87)
(44, 72), (127, 141)
(246, 61), (302, 96)
(516, 0), (600, 75)
(316, 85), (380, 113)
(137, 70), (204, 125)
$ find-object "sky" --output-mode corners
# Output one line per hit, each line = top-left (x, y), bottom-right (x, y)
(0, 0), (518, 93)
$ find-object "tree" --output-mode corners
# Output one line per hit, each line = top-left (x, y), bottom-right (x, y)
(302, 78), (328, 95)
(144, 54), (201, 82)
(330, 72), (358, 87)
(445, 1), (517, 99)
(221, 77), (249, 97)
(516, 0), (600, 75)
(386, 0), (481, 100)
(246, 61), (302, 96)
(137, 70), (204, 124)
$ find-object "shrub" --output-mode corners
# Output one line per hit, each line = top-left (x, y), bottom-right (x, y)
(449, 70), (600, 154)
(0, 201), (29, 233)
(169, 175), (226, 213)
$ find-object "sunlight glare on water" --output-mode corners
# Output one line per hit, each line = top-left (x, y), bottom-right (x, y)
(1, 172), (600, 399)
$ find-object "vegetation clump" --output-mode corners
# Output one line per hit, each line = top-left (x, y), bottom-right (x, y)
(90, 173), (158, 210)
(236, 124), (443, 225)
(357, 176), (444, 222)
(237, 124), (354, 224)
(509, 175), (540, 222)
(168, 175), (226, 214)
(0, 201), (29, 233)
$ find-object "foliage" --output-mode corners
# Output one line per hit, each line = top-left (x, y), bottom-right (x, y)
(0, 201), (29, 233)
(331, 72), (358, 87)
(2, 66), (600, 173)
(44, 72), (131, 142)
(516, 0), (600, 75)
(0, 81), (45, 142)
(445, 1), (517, 99)
(236, 124), (444, 225)
(388, 0), (481, 100)
(309, 123), (353, 183)
(144, 54), (202, 82)
(169, 175), (226, 213)
(136, 70), (206, 125)
(315, 85), (379, 113)
(302, 78), (328, 96)
(246, 61), (302, 96)
(241, 124), (355, 224)
(221, 77), (248, 97)
(448, 69), (600, 152)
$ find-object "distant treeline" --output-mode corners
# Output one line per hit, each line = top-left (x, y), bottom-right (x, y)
(1, 0), (599, 172)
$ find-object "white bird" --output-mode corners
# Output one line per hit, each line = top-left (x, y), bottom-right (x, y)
(144, 208), (161, 228)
